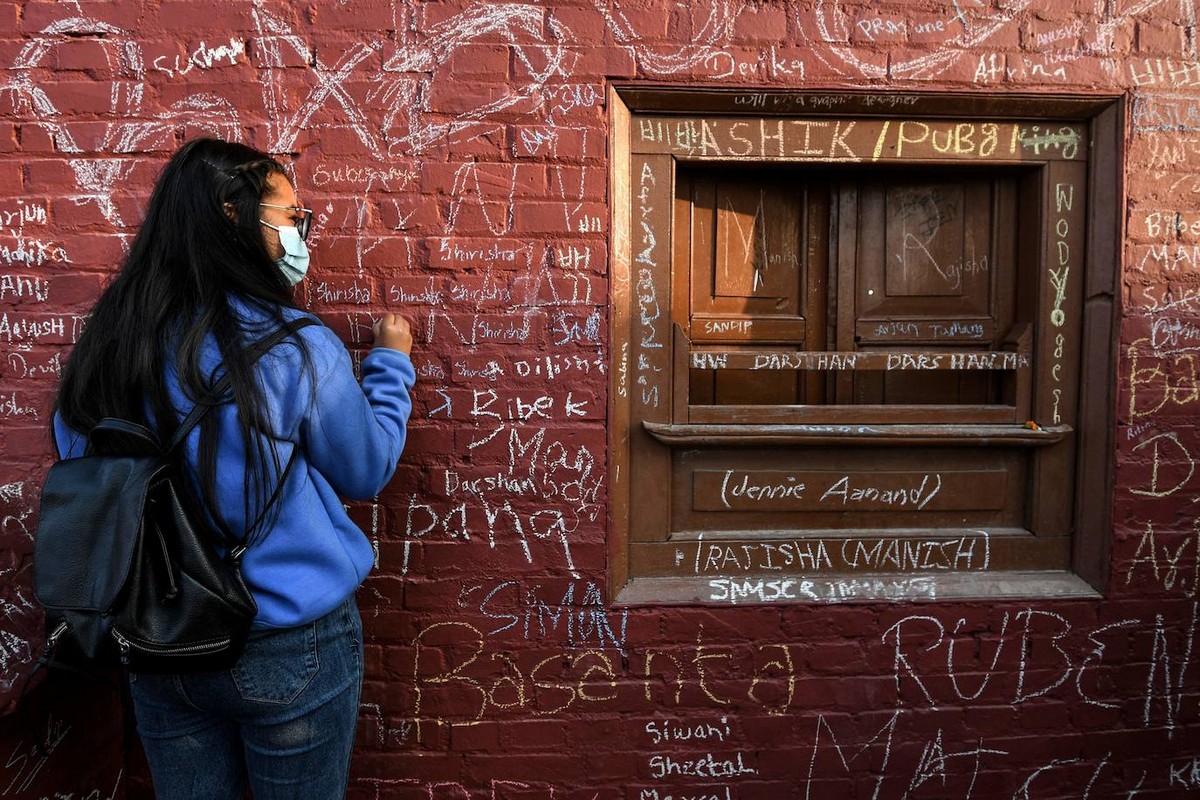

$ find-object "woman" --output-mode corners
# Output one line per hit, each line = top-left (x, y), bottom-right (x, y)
(51, 138), (414, 798)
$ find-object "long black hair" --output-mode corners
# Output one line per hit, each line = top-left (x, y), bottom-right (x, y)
(54, 137), (313, 546)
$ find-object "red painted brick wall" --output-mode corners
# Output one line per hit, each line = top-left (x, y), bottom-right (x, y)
(1, 1), (1197, 798)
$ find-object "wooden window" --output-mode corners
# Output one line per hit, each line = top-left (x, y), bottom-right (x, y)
(682, 169), (1028, 420)
(609, 90), (1122, 605)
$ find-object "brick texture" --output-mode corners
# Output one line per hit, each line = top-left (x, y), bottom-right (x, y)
(1, 1), (1198, 798)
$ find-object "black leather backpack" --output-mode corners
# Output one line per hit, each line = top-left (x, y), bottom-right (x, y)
(32, 319), (313, 673)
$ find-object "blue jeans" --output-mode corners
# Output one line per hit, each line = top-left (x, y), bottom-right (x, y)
(128, 596), (363, 800)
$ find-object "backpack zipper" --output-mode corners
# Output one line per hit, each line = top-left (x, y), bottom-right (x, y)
(46, 620), (69, 649)
(110, 629), (234, 665)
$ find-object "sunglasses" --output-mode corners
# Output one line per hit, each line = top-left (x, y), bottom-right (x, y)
(259, 203), (313, 241)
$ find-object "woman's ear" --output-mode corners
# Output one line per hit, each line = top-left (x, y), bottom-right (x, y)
(223, 201), (237, 222)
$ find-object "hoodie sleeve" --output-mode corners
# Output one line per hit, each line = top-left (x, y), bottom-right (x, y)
(288, 324), (416, 500)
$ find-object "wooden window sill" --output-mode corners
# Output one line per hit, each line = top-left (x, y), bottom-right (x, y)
(642, 421), (1071, 447)
(614, 570), (1101, 606)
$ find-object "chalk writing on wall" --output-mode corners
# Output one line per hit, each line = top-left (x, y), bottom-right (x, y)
(1, 0), (1199, 796)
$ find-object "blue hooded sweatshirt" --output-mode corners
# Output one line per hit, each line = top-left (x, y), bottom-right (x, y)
(53, 304), (415, 629)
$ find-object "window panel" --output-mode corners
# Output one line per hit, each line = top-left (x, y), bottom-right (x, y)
(611, 90), (1120, 604)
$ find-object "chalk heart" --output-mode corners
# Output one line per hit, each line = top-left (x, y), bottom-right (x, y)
(4, 19), (194, 225)
(5, 18), (239, 224)
(799, 0), (1034, 79)
(4, 18), (145, 154)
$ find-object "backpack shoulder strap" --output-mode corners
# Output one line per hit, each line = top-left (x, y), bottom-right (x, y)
(165, 317), (319, 454)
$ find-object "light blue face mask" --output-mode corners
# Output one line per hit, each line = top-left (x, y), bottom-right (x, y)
(260, 221), (310, 286)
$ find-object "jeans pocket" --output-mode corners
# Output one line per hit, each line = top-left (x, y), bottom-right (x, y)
(231, 621), (320, 705)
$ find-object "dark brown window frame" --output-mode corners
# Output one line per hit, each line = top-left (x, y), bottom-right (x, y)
(608, 88), (1123, 605)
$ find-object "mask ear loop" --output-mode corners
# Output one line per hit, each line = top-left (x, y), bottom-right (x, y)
(208, 160), (280, 229)
(206, 159), (290, 273)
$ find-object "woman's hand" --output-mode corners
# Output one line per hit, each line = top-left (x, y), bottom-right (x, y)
(372, 313), (413, 354)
